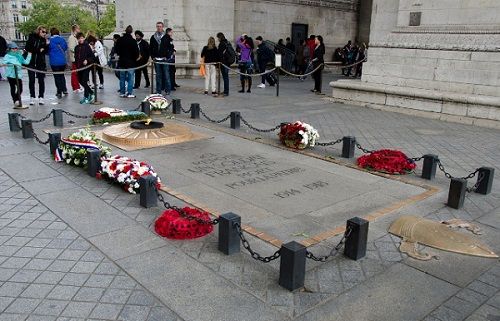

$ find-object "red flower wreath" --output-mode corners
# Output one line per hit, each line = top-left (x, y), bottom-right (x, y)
(357, 149), (416, 175)
(154, 207), (214, 240)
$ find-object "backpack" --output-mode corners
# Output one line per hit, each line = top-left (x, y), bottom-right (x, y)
(223, 41), (236, 65)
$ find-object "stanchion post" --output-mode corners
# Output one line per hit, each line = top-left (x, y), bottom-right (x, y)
(447, 178), (467, 209)
(8, 113), (21, 132)
(475, 167), (494, 195)
(141, 101), (151, 116)
(21, 119), (33, 139)
(139, 175), (158, 208)
(421, 154), (438, 180)
(91, 64), (99, 104)
(52, 109), (63, 127)
(230, 112), (240, 129)
(344, 217), (369, 261)
(150, 62), (155, 95)
(48, 133), (61, 156)
(172, 99), (181, 114)
(341, 136), (356, 158)
(190, 103), (200, 119)
(279, 241), (306, 291)
(276, 69), (280, 97)
(218, 213), (241, 255)
(87, 149), (101, 178)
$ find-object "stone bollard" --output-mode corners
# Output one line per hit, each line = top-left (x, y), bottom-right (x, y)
(218, 213), (241, 255)
(52, 109), (64, 127)
(344, 217), (369, 260)
(87, 150), (101, 178)
(230, 112), (240, 129)
(475, 167), (494, 195)
(447, 178), (467, 209)
(421, 154), (438, 180)
(139, 175), (158, 208)
(341, 136), (356, 158)
(279, 241), (306, 291)
(190, 103), (200, 119)
(48, 133), (61, 156)
(8, 113), (21, 132)
(21, 119), (33, 139)
(172, 99), (181, 114)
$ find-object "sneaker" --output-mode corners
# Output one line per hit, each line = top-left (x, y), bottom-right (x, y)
(88, 94), (95, 103)
(98, 84), (104, 89)
(119, 94), (127, 98)
(29, 98), (36, 105)
(13, 101), (20, 107)
(204, 91), (208, 95)
(38, 98), (44, 105)
(63, 91), (68, 95)
(79, 97), (87, 104)
(212, 92), (218, 97)
(257, 83), (266, 89)
(56, 93), (62, 99)
(126, 94), (136, 98)
(144, 85), (150, 88)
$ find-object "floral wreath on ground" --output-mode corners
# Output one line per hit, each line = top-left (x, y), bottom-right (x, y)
(357, 149), (416, 175)
(143, 94), (170, 111)
(154, 207), (214, 240)
(55, 127), (111, 167)
(99, 155), (161, 194)
(91, 107), (148, 124)
(279, 121), (320, 149)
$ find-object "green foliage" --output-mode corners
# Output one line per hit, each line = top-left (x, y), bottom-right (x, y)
(91, 113), (149, 125)
(18, 0), (115, 38)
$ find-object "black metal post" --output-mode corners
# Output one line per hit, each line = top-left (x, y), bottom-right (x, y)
(218, 213), (241, 255)
(141, 101), (151, 116)
(150, 62), (155, 95)
(8, 113), (21, 132)
(279, 241), (306, 291)
(344, 217), (369, 260)
(139, 175), (158, 208)
(172, 99), (181, 114)
(421, 154), (438, 180)
(341, 136), (356, 158)
(475, 167), (494, 195)
(190, 103), (200, 119)
(48, 133), (61, 156)
(52, 109), (63, 127)
(217, 63), (221, 95)
(21, 119), (33, 139)
(92, 64), (98, 104)
(87, 149), (101, 178)
(447, 178), (467, 209)
(276, 69), (280, 97)
(230, 112), (240, 129)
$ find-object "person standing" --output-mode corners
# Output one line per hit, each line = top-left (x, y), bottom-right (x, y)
(311, 35), (325, 94)
(25, 25), (48, 105)
(68, 24), (82, 92)
(216, 32), (234, 97)
(108, 34), (121, 80)
(255, 36), (275, 89)
(166, 28), (178, 90)
(0, 35), (7, 81)
(201, 37), (220, 96)
(48, 27), (68, 99)
(1, 42), (31, 107)
(74, 33), (95, 104)
(116, 25), (139, 98)
(236, 35), (254, 93)
(149, 22), (171, 96)
(295, 39), (306, 75)
(90, 35), (106, 89)
(134, 30), (150, 88)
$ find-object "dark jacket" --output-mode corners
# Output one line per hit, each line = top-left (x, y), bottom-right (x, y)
(116, 33), (139, 68)
(149, 33), (173, 60)
(74, 42), (94, 69)
(201, 46), (220, 64)
(137, 39), (150, 65)
(24, 32), (48, 70)
(217, 39), (229, 65)
(313, 44), (325, 65)
(256, 43), (274, 69)
(0, 35), (7, 57)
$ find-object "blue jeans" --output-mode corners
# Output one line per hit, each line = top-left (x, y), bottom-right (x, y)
(119, 70), (134, 95)
(221, 66), (229, 95)
(154, 63), (171, 94)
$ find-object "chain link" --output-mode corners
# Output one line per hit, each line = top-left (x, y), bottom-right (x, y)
(239, 116), (282, 133)
(466, 171), (485, 193)
(355, 143), (373, 154)
(157, 191), (219, 225)
(181, 106), (192, 114)
(32, 110), (54, 124)
(61, 110), (92, 119)
(411, 156), (423, 162)
(199, 107), (231, 124)
(30, 128), (50, 145)
(436, 159), (479, 180)
(316, 138), (343, 147)
(233, 222), (281, 263)
(305, 227), (352, 262)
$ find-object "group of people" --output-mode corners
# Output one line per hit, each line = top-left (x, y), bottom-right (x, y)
(333, 40), (367, 78)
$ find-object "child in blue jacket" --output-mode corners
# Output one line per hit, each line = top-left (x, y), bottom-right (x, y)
(1, 42), (31, 108)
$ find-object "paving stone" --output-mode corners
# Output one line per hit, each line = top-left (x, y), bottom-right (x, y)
(126, 290), (156, 306)
(84, 274), (114, 288)
(34, 271), (66, 285)
(147, 306), (180, 321)
(59, 273), (90, 287)
(88, 303), (124, 319)
(9, 269), (42, 283)
(119, 305), (151, 321)
(25, 315), (57, 321)
(455, 288), (489, 306)
(20, 284), (55, 299)
(4, 297), (41, 314)
(69, 261), (99, 274)
(100, 288), (132, 304)
(72, 287), (105, 302)
(487, 293), (500, 310)
(46, 260), (77, 273)
(0, 313), (27, 321)
(0, 296), (15, 312)
(468, 280), (498, 297)
(46, 285), (80, 300)
(13, 247), (43, 258)
(443, 296), (478, 318)
(1, 257), (30, 269)
(33, 299), (69, 316)
(60, 301), (96, 318)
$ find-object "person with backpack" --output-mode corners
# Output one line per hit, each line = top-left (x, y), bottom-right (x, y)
(236, 35), (254, 93)
(255, 36), (275, 89)
(1, 42), (31, 108)
(217, 32), (234, 97)
(48, 27), (68, 99)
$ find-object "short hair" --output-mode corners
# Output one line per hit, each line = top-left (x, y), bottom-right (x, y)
(71, 24), (79, 32)
(75, 32), (85, 39)
(166, 28), (172, 33)
(113, 34), (120, 40)
(125, 25), (133, 34)
(255, 36), (263, 41)
(216, 32), (226, 41)
(50, 27), (59, 36)
(156, 21), (164, 26)
(286, 37), (290, 41)
(135, 30), (144, 37)
(309, 35), (315, 39)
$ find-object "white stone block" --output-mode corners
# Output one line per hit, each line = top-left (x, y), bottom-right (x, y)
(442, 102), (468, 116)
(386, 95), (443, 113)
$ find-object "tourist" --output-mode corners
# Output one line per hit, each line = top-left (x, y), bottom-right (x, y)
(166, 28), (179, 90)
(255, 36), (275, 89)
(149, 22), (172, 96)
(236, 35), (254, 93)
(342, 40), (352, 76)
(201, 37), (220, 97)
(134, 30), (150, 89)
(306, 35), (316, 62)
(1, 42), (31, 107)
(90, 35), (106, 89)
(275, 39), (285, 54)
(354, 43), (367, 78)
(285, 37), (295, 52)
(108, 34), (121, 80)
(25, 25), (48, 105)
(311, 35), (325, 94)
(0, 35), (7, 81)
(48, 27), (68, 99)
(116, 25), (139, 98)
(74, 32), (95, 104)
(295, 39), (307, 75)
(216, 32), (233, 96)
(68, 24), (82, 92)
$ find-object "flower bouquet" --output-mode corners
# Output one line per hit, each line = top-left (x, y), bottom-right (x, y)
(279, 121), (320, 149)
(56, 127), (111, 167)
(357, 149), (416, 174)
(154, 207), (214, 239)
(91, 107), (148, 124)
(99, 155), (161, 194)
(143, 94), (170, 111)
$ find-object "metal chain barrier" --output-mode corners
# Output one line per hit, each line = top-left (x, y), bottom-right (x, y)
(220, 63), (277, 77)
(411, 156), (423, 162)
(355, 142), (373, 154)
(436, 159), (479, 180)
(306, 227), (352, 262)
(157, 191), (219, 225)
(32, 110), (54, 124)
(181, 106), (192, 114)
(61, 110), (92, 119)
(466, 171), (485, 193)
(1, 63), (94, 75)
(239, 116), (282, 133)
(30, 127), (50, 145)
(316, 138), (343, 147)
(199, 107), (231, 124)
(101, 62), (151, 72)
(233, 222), (281, 263)
(323, 59), (367, 70)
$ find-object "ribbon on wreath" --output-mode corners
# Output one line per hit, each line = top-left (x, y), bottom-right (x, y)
(54, 138), (101, 162)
